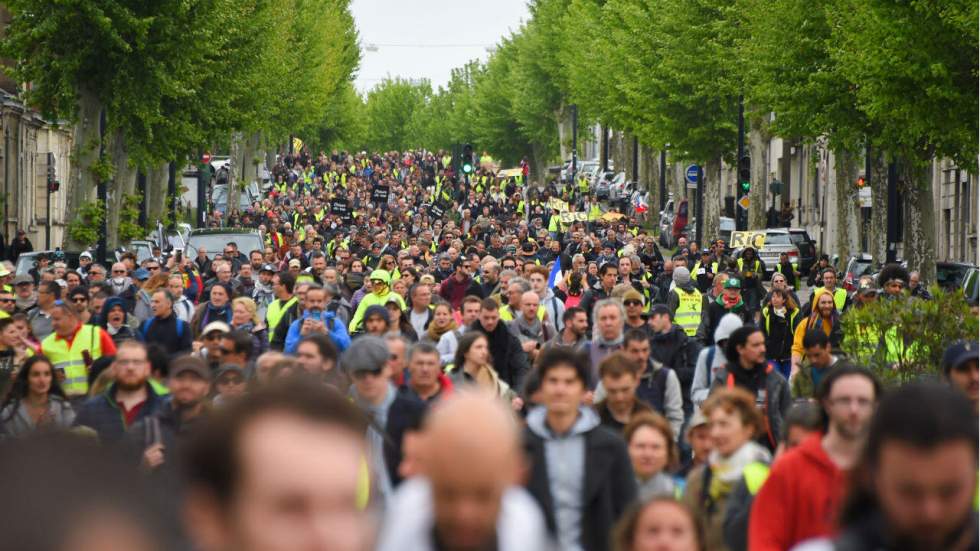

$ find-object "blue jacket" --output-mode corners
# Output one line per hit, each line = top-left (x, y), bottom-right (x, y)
(73, 382), (167, 444)
(284, 310), (351, 354)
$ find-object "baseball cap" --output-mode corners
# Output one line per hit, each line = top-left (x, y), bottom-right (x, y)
(687, 409), (708, 432)
(260, 263), (277, 273)
(80, 251), (93, 260)
(215, 364), (245, 380)
(723, 277), (741, 289)
(341, 335), (389, 375)
(170, 355), (211, 381)
(201, 321), (231, 337)
(649, 303), (671, 318)
(13, 274), (32, 286)
(942, 340), (979, 375)
(857, 279), (878, 295)
(288, 259), (301, 268)
(0, 265), (9, 278)
(133, 268), (150, 281)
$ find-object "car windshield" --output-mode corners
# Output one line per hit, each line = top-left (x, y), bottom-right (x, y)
(765, 233), (792, 246)
(788, 233), (808, 244)
(186, 233), (263, 260)
(936, 264), (972, 289)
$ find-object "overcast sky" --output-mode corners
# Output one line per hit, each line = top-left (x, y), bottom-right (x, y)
(350, 0), (530, 94)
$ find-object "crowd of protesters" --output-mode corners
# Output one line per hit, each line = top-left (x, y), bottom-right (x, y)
(0, 147), (975, 551)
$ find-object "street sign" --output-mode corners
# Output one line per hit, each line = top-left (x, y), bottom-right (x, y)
(737, 195), (750, 210)
(730, 230), (767, 249)
(685, 164), (700, 184)
(769, 180), (783, 195)
(859, 187), (872, 208)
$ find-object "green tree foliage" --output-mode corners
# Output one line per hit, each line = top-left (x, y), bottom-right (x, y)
(827, 0), (978, 166)
(841, 289), (979, 384)
(361, 78), (433, 152)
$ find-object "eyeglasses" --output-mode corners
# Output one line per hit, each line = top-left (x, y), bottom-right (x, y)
(72, 297), (87, 303)
(112, 270), (126, 274)
(624, 300), (643, 307)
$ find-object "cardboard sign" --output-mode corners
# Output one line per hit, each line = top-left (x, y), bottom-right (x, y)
(371, 184), (390, 207)
(428, 202), (446, 220)
(548, 197), (570, 212)
(729, 230), (767, 250)
(559, 212), (589, 223)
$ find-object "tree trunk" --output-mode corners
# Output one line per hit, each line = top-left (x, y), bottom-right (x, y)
(227, 131), (243, 219)
(833, 148), (860, 267)
(702, 157), (722, 245)
(639, 144), (659, 212)
(556, 103), (573, 161)
(145, 162), (169, 226)
(64, 88), (103, 250)
(748, 116), (768, 229)
(529, 142), (548, 189)
(242, 131), (260, 188)
(899, 159), (936, 283)
(868, 150), (888, 262)
(107, 128), (137, 249)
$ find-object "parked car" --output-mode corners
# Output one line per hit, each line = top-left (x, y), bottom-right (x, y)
(14, 250), (82, 276)
(961, 267), (978, 304)
(211, 181), (262, 214)
(787, 228), (817, 274)
(754, 229), (801, 278)
(935, 261), (978, 292)
(843, 254), (875, 292)
(115, 240), (155, 264)
(607, 172), (629, 202)
(185, 228), (265, 261)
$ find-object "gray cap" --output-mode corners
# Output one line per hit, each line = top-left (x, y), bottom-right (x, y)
(215, 363), (245, 379)
(341, 335), (389, 374)
(673, 266), (691, 286)
(12, 274), (33, 286)
(170, 356), (211, 381)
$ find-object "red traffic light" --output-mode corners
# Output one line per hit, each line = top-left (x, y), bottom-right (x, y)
(856, 176), (866, 187)
(202, 152), (212, 164)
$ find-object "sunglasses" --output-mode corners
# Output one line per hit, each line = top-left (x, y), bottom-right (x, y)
(112, 270), (126, 274)
(0, 298), (14, 303)
(624, 300), (643, 307)
(72, 297), (88, 303)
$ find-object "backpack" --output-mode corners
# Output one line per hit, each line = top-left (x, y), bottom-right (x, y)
(140, 316), (185, 341)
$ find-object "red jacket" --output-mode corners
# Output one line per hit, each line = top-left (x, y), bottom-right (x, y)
(748, 433), (848, 551)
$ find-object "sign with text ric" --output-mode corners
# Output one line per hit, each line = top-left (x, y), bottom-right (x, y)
(685, 164), (701, 184)
(729, 230), (767, 250)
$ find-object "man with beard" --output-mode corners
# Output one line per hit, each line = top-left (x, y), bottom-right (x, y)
(74, 341), (165, 443)
(41, 303), (117, 399)
(749, 366), (881, 550)
(128, 355), (211, 476)
(797, 383), (978, 551)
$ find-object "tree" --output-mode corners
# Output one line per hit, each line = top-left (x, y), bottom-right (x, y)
(361, 78), (432, 152)
(827, 0), (977, 282)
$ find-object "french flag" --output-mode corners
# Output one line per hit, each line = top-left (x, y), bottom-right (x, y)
(548, 259), (563, 289)
(634, 194), (648, 214)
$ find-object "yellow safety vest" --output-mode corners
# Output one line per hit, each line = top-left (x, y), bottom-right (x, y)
(266, 296), (298, 342)
(814, 287), (848, 313)
(498, 305), (545, 322)
(672, 287), (703, 336)
(41, 324), (102, 397)
(588, 204), (601, 221)
(743, 462), (771, 495)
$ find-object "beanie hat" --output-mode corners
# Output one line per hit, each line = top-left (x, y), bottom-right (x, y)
(673, 267), (691, 287)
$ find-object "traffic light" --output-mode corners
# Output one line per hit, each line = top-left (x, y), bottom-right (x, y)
(738, 154), (751, 192)
(461, 143), (474, 174)
(46, 154), (59, 193)
(856, 175), (866, 187)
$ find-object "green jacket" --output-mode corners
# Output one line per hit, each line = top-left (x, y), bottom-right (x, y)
(791, 356), (844, 399)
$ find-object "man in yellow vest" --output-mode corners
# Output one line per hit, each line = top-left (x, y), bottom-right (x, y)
(666, 267), (703, 337)
(814, 267), (850, 313)
(41, 303), (117, 399)
(267, 271), (301, 350)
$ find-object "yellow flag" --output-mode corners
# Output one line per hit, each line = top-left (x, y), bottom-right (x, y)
(292, 137), (304, 153)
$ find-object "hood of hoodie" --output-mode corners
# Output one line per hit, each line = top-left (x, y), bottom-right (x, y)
(796, 432), (839, 475)
(714, 312), (744, 344)
(100, 296), (128, 319)
(526, 405), (599, 440)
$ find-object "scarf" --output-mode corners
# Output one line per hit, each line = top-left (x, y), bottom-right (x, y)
(707, 441), (771, 500)
(513, 314), (544, 341)
(718, 293), (744, 310)
(202, 302), (231, 329)
(594, 333), (623, 349)
(426, 318), (457, 342)
(772, 307), (787, 318)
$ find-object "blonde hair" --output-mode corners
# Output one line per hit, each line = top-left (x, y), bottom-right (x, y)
(232, 296), (260, 325)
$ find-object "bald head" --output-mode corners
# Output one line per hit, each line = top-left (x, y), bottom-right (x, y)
(520, 291), (540, 321)
(422, 391), (522, 550)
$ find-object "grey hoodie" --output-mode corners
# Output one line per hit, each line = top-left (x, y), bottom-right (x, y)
(539, 287), (566, 332)
(526, 406), (599, 551)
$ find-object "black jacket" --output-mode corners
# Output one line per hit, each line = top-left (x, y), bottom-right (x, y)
(139, 313), (192, 355)
(382, 387), (427, 487)
(470, 320), (530, 391)
(524, 424), (637, 551)
(649, 324), (701, 410)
